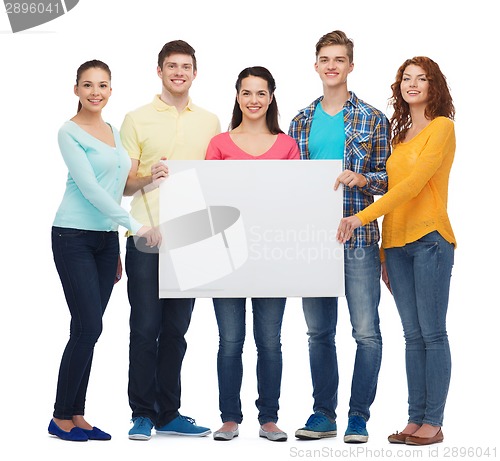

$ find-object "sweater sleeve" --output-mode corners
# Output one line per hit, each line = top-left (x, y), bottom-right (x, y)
(58, 125), (142, 233)
(357, 118), (455, 225)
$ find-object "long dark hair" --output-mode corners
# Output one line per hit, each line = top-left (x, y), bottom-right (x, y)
(230, 66), (283, 134)
(75, 59), (111, 112)
(390, 56), (454, 145)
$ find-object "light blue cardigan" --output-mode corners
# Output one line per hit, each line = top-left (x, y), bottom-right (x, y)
(53, 120), (142, 234)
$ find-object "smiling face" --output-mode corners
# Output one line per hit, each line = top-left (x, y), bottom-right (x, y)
(74, 67), (111, 112)
(315, 44), (354, 89)
(157, 53), (197, 96)
(236, 76), (273, 121)
(400, 64), (430, 107)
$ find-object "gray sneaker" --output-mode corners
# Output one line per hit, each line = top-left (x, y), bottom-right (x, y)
(213, 427), (239, 441)
(259, 428), (288, 442)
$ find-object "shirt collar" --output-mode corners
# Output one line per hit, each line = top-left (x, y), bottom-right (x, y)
(152, 94), (194, 112)
(345, 91), (358, 108)
(298, 91), (359, 122)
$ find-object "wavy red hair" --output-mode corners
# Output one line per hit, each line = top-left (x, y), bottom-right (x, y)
(389, 56), (455, 145)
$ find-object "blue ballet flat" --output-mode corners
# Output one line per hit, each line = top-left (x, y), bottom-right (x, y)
(48, 419), (88, 442)
(82, 426), (112, 441)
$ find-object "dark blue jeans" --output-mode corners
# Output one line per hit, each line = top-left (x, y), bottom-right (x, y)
(51, 227), (119, 420)
(125, 237), (194, 427)
(213, 297), (286, 425)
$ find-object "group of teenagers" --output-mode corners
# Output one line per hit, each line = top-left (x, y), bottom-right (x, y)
(49, 29), (456, 447)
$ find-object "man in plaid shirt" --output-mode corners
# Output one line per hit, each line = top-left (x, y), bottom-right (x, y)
(289, 30), (390, 444)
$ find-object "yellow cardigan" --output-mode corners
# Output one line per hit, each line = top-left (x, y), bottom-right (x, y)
(356, 116), (456, 253)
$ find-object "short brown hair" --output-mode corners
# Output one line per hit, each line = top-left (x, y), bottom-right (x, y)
(315, 30), (354, 63)
(157, 40), (197, 71)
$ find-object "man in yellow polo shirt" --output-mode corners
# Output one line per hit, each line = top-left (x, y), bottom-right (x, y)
(120, 39), (220, 441)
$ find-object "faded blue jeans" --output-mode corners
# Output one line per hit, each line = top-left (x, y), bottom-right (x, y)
(385, 231), (454, 427)
(302, 243), (382, 422)
(213, 297), (286, 425)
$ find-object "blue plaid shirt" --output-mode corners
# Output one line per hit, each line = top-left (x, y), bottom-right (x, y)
(288, 92), (390, 248)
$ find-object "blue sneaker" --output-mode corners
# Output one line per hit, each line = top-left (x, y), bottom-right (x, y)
(295, 413), (337, 439)
(344, 415), (369, 443)
(156, 415), (211, 436)
(128, 416), (154, 441)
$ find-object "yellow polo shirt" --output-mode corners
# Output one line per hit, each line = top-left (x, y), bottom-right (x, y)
(120, 95), (221, 232)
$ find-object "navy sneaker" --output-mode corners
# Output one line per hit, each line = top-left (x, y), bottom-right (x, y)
(156, 415), (211, 436)
(344, 415), (369, 443)
(128, 416), (154, 441)
(295, 413), (337, 439)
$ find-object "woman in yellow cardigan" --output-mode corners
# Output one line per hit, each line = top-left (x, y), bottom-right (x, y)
(337, 56), (456, 447)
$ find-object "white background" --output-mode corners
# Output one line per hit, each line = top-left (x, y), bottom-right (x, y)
(0, 1), (498, 460)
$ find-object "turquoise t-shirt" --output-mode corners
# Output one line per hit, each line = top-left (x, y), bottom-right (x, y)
(53, 120), (142, 233)
(309, 103), (345, 160)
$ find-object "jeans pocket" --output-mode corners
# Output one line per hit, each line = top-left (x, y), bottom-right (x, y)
(52, 226), (87, 238)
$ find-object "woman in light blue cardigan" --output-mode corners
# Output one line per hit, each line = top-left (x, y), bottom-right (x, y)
(49, 60), (160, 442)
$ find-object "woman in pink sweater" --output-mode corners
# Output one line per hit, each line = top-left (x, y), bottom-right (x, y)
(337, 57), (456, 446)
(206, 66), (299, 442)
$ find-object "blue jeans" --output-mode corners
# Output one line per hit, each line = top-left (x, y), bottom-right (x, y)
(213, 297), (286, 425)
(51, 227), (119, 419)
(302, 244), (382, 422)
(385, 231), (454, 427)
(125, 237), (194, 427)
